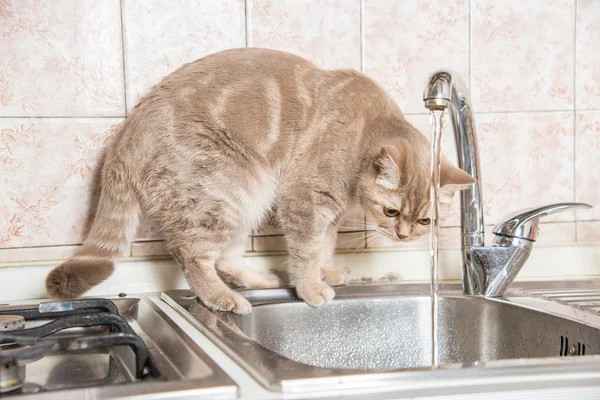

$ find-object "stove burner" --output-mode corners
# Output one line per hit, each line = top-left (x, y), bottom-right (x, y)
(0, 315), (26, 394)
(0, 298), (157, 394)
(0, 315), (25, 332)
(0, 333), (149, 377)
(0, 359), (25, 394)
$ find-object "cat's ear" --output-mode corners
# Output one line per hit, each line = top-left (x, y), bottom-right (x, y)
(374, 146), (400, 189)
(440, 159), (476, 198)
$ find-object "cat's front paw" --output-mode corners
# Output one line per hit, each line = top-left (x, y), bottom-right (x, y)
(296, 281), (335, 307)
(199, 290), (252, 314)
(321, 266), (351, 286)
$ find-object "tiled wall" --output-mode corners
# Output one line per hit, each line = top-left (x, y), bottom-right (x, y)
(1, 0), (599, 263)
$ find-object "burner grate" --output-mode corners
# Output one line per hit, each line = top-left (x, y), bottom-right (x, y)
(0, 332), (150, 378)
(0, 298), (119, 320)
(0, 298), (158, 395)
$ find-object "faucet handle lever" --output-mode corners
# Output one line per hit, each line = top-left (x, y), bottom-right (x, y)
(493, 203), (592, 241)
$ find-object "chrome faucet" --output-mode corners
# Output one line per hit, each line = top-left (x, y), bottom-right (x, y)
(423, 70), (591, 297)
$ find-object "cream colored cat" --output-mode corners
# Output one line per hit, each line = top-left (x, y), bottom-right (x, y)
(45, 48), (474, 314)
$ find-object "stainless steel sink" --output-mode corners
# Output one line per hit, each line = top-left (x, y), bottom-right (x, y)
(232, 295), (597, 370)
(162, 282), (600, 395)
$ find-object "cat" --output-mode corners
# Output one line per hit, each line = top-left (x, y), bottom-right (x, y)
(45, 48), (474, 314)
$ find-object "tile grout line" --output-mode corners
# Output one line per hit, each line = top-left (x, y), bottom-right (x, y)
(119, 0), (128, 117)
(476, 109), (585, 114)
(364, 213), (368, 249)
(574, 0), (578, 241)
(1, 220), (582, 252)
(0, 220), (592, 257)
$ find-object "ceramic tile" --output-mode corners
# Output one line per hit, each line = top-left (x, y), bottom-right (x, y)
(131, 240), (168, 257)
(404, 114), (459, 163)
(535, 222), (577, 246)
(366, 226), (460, 250)
(575, 111), (600, 220)
(0, 244), (79, 263)
(0, 0), (124, 116)
(477, 112), (575, 225)
(576, 0), (600, 109)
(252, 232), (365, 253)
(0, 0), (594, 265)
(577, 221), (600, 244)
(122, 0), (245, 110)
(337, 204), (365, 232)
(471, 0), (575, 112)
(135, 215), (164, 241)
(252, 235), (286, 252)
(247, 0), (360, 70)
(132, 234), (252, 257)
(364, 0), (469, 114)
(255, 204), (364, 236)
(0, 118), (124, 248)
(440, 227), (462, 248)
(336, 231), (365, 251)
(485, 222), (576, 247)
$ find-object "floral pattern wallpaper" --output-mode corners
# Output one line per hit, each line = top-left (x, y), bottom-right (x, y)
(0, 0), (598, 262)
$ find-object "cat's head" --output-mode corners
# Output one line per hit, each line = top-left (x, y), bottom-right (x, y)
(358, 139), (475, 242)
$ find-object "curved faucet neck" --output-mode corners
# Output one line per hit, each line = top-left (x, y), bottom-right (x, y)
(423, 70), (486, 292)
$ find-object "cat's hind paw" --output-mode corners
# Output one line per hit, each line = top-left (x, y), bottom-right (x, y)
(321, 266), (351, 286)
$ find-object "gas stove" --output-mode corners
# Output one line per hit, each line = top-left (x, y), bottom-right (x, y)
(0, 295), (236, 399)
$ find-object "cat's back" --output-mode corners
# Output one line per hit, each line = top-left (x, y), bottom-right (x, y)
(135, 47), (388, 122)
(124, 48), (397, 167)
(128, 48), (318, 140)
(157, 47), (319, 100)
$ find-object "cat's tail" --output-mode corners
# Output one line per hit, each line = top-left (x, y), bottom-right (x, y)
(45, 149), (139, 300)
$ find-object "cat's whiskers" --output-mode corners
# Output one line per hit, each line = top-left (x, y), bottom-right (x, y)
(364, 222), (379, 230)
(275, 258), (291, 269)
(363, 231), (384, 247)
(340, 218), (367, 228)
(351, 239), (366, 255)
(336, 234), (368, 248)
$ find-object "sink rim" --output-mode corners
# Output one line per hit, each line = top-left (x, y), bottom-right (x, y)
(161, 281), (600, 394)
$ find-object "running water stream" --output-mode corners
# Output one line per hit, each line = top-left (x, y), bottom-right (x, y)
(429, 109), (445, 368)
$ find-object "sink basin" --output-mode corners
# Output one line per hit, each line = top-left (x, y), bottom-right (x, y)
(232, 295), (597, 370)
(162, 282), (600, 394)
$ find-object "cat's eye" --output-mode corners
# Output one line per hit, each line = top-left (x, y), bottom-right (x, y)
(417, 218), (431, 225)
(383, 207), (400, 217)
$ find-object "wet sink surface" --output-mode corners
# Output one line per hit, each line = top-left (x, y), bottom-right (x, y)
(162, 282), (600, 393)
(232, 295), (597, 370)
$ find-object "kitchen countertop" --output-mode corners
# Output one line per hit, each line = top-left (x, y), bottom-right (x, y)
(2, 244), (600, 398)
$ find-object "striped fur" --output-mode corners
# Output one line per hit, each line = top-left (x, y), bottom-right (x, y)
(45, 48), (474, 313)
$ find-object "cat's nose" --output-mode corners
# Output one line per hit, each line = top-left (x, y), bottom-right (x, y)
(396, 224), (411, 240)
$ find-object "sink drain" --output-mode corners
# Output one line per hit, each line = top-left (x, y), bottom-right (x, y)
(560, 335), (586, 356)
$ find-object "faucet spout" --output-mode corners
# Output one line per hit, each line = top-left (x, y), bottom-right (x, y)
(423, 70), (592, 297)
(423, 71), (452, 111)
(423, 70), (486, 294)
